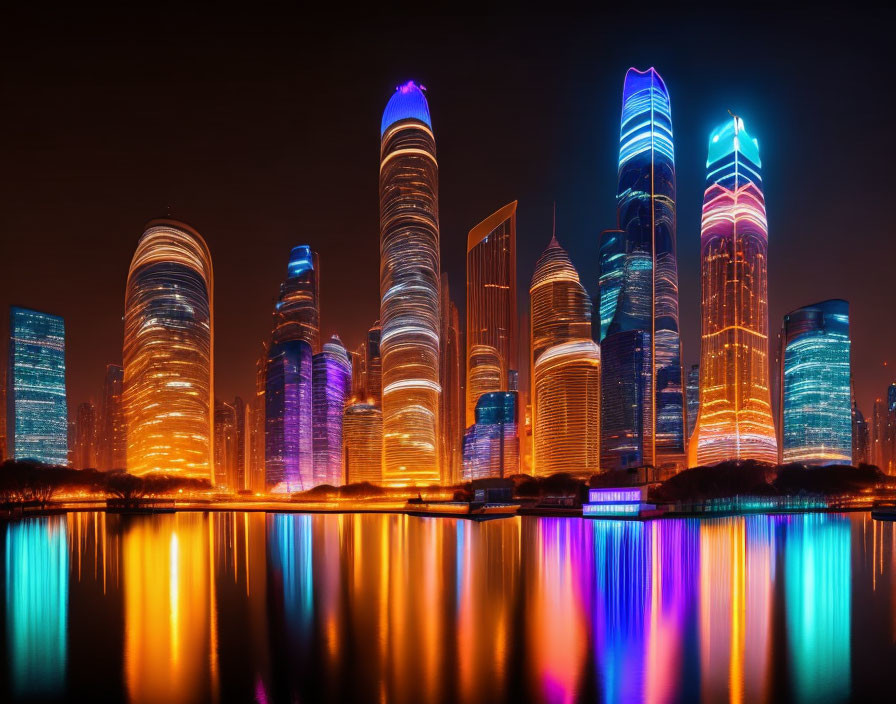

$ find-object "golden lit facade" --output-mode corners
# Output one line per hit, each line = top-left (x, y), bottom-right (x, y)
(465, 201), (517, 426)
(533, 340), (600, 477)
(690, 116), (777, 465)
(123, 219), (214, 479)
(439, 274), (463, 484)
(379, 81), (441, 485)
(343, 401), (383, 484)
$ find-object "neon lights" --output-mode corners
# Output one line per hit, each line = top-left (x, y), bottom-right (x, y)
(462, 391), (520, 479)
(380, 80), (432, 136)
(312, 336), (352, 487)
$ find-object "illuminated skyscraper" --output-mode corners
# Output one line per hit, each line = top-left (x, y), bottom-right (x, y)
(98, 363), (126, 471)
(7, 307), (68, 465)
(312, 336), (352, 487)
(250, 343), (268, 491)
(466, 201), (517, 425)
(599, 67), (685, 472)
(439, 274), (463, 484)
(462, 391), (520, 480)
(74, 402), (97, 469)
(366, 324), (382, 405)
(272, 245), (320, 352)
(690, 115), (778, 465)
(529, 235), (593, 474)
(123, 219), (213, 478)
(265, 339), (313, 492)
(853, 402), (869, 466)
(686, 364), (700, 440)
(871, 397), (888, 470)
(233, 396), (250, 490)
(533, 340), (601, 477)
(379, 80), (441, 486)
(214, 399), (237, 488)
(343, 401), (383, 484)
(779, 300), (852, 465)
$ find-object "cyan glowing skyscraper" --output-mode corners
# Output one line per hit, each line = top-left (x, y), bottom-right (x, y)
(7, 307), (68, 465)
(379, 80), (441, 486)
(779, 300), (852, 465)
(312, 336), (352, 487)
(123, 220), (213, 478)
(462, 391), (520, 480)
(691, 115), (778, 465)
(599, 67), (685, 472)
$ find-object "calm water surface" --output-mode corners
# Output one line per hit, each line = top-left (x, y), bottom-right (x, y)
(1, 511), (894, 703)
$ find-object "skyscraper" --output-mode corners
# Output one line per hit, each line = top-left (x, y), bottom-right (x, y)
(233, 396), (250, 491)
(123, 219), (214, 478)
(779, 300), (852, 465)
(599, 67), (685, 472)
(379, 80), (441, 486)
(439, 274), (463, 484)
(265, 339), (313, 492)
(686, 364), (700, 440)
(533, 340), (601, 477)
(366, 324), (382, 405)
(690, 115), (778, 465)
(98, 363), (126, 471)
(312, 336), (352, 487)
(7, 307), (68, 465)
(250, 343), (268, 491)
(462, 391), (520, 480)
(272, 245), (320, 352)
(466, 201), (517, 425)
(214, 399), (237, 488)
(872, 397), (888, 470)
(853, 402), (869, 466)
(74, 401), (97, 469)
(343, 401), (383, 485)
(529, 237), (597, 476)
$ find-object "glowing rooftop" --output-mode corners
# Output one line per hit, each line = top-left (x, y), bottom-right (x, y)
(381, 81), (432, 136)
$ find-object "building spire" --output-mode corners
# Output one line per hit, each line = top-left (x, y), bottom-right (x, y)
(549, 201), (559, 247)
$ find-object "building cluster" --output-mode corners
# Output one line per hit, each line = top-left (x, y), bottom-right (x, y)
(1, 68), (875, 486)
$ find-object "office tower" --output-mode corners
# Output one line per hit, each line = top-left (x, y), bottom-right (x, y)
(779, 300), (852, 465)
(214, 400), (237, 489)
(250, 343), (268, 491)
(379, 80), (441, 486)
(462, 391), (520, 480)
(439, 274), (463, 484)
(312, 336), (352, 487)
(350, 344), (366, 399)
(686, 364), (699, 440)
(533, 340), (601, 477)
(233, 396), (249, 491)
(690, 115), (777, 465)
(265, 339), (313, 492)
(343, 401), (383, 484)
(466, 201), (518, 425)
(7, 306), (68, 465)
(599, 67), (685, 472)
(272, 245), (320, 352)
(872, 397), (887, 470)
(853, 402), (869, 466)
(123, 219), (213, 478)
(366, 324), (382, 405)
(74, 402), (97, 469)
(887, 384), (896, 474)
(529, 235), (593, 475)
(98, 364), (126, 470)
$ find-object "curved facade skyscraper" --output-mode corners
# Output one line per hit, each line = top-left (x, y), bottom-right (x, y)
(272, 245), (320, 351)
(599, 67), (684, 472)
(312, 335), (352, 486)
(466, 201), (517, 426)
(779, 300), (851, 465)
(123, 219), (213, 478)
(379, 80), (441, 486)
(343, 401), (383, 485)
(691, 115), (778, 465)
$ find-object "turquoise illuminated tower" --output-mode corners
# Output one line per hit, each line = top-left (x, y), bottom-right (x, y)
(779, 300), (852, 465)
(7, 306), (68, 465)
(599, 67), (684, 472)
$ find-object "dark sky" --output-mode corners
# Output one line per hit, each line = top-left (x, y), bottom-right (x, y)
(2, 5), (893, 420)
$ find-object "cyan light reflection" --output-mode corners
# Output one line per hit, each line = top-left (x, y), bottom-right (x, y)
(5, 517), (68, 698)
(268, 514), (313, 637)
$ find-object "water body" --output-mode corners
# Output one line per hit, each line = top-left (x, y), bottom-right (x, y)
(0, 511), (893, 703)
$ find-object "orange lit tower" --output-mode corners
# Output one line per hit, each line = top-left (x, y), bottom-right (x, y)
(123, 219), (214, 479)
(690, 115), (777, 465)
(465, 201), (517, 426)
(379, 80), (441, 485)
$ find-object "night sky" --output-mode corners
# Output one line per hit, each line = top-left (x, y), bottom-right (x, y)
(2, 6), (893, 421)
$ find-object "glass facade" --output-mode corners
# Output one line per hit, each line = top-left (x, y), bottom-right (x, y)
(780, 300), (851, 465)
(7, 307), (68, 465)
(343, 402), (383, 485)
(123, 220), (214, 478)
(691, 116), (778, 465)
(265, 339), (313, 492)
(272, 245), (320, 352)
(599, 67), (685, 471)
(98, 363), (125, 471)
(74, 402), (97, 470)
(379, 80), (441, 486)
(686, 364), (700, 441)
(462, 391), (520, 480)
(466, 201), (517, 426)
(312, 336), (352, 487)
(213, 399), (237, 489)
(439, 274), (463, 485)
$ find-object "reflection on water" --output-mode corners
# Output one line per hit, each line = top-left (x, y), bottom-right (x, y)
(1, 511), (894, 703)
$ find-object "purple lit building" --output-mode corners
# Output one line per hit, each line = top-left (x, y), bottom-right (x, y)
(312, 336), (352, 487)
(265, 339), (313, 492)
(462, 391), (520, 480)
